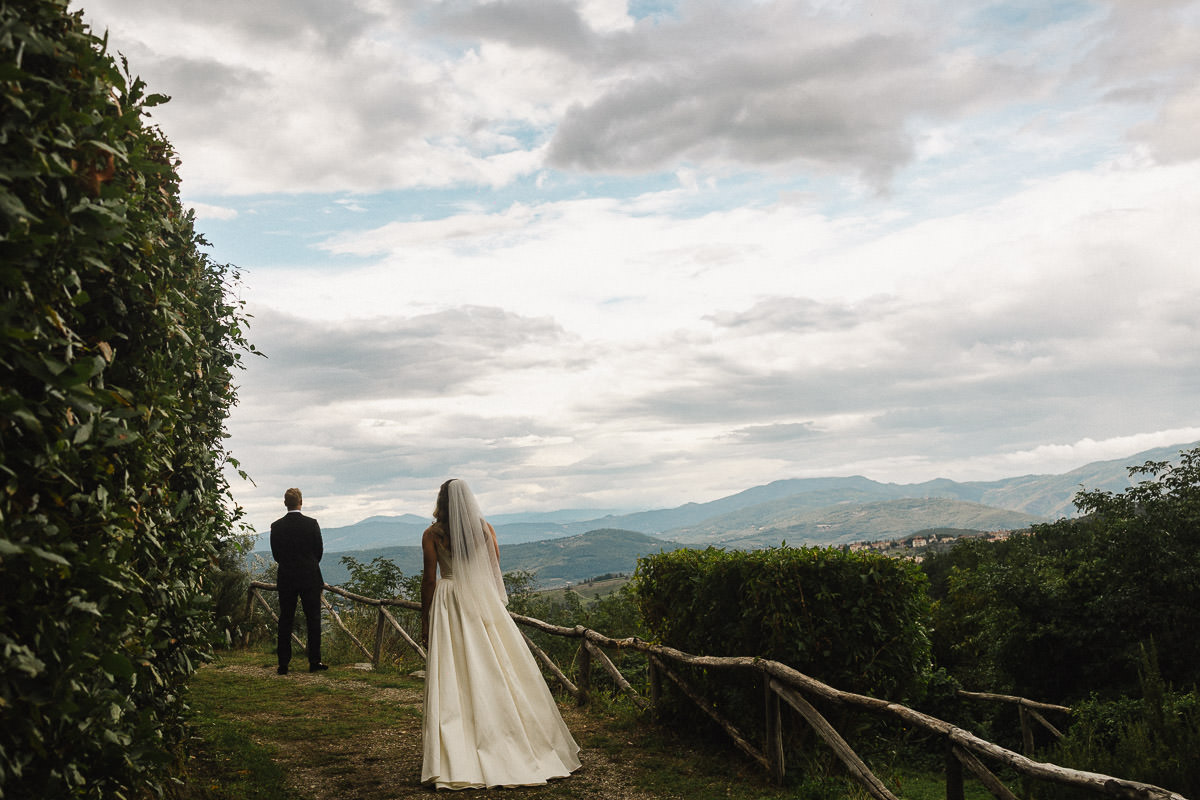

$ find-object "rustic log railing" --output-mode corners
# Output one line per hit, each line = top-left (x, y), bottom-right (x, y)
(957, 689), (1071, 751)
(245, 581), (1187, 800)
(245, 580), (427, 663)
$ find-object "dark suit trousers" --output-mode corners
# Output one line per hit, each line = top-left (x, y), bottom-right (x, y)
(277, 585), (323, 668)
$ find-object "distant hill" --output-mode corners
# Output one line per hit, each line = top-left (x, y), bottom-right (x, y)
(488, 508), (630, 524)
(667, 497), (1044, 548)
(961, 446), (1194, 519)
(319, 545), (425, 586)
(320, 514), (428, 551)
(317, 528), (682, 589)
(499, 529), (683, 587)
(489, 440), (1197, 541)
(254, 440), (1199, 555)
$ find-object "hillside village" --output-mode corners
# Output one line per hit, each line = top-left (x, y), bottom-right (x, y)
(846, 527), (1022, 562)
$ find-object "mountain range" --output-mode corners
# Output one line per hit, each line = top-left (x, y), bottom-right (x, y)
(249, 441), (1197, 587)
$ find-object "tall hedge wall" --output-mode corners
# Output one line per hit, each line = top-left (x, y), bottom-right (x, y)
(635, 545), (932, 701)
(1, 1), (251, 796)
(634, 546), (932, 761)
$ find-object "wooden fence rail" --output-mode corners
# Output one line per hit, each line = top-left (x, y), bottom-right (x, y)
(245, 581), (1187, 800)
(957, 689), (1070, 752)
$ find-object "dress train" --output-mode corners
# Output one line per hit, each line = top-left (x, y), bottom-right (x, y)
(421, 569), (581, 789)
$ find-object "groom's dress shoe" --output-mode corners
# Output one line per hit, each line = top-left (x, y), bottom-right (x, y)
(309, 663), (329, 672)
(277, 667), (288, 675)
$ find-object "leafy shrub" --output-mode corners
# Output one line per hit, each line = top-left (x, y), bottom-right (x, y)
(1045, 647), (1200, 798)
(633, 546), (931, 771)
(925, 448), (1200, 702)
(635, 545), (932, 700)
(208, 536), (256, 647)
(0, 1), (251, 795)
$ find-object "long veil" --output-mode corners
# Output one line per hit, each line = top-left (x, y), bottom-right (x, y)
(444, 479), (508, 613)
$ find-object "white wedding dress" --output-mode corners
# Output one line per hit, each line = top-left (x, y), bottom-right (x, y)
(421, 537), (581, 789)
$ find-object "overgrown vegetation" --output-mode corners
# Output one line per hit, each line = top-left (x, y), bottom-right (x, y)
(926, 448), (1200, 702)
(923, 446), (1200, 796)
(1041, 645), (1200, 799)
(1, 1), (252, 795)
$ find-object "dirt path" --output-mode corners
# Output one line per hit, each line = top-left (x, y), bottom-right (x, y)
(199, 659), (669, 800)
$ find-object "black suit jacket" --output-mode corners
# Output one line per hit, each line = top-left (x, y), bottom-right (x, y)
(270, 511), (324, 591)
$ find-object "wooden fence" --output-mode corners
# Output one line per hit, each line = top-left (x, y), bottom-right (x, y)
(245, 581), (1187, 800)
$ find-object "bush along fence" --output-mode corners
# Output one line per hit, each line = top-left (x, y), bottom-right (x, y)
(245, 581), (1185, 800)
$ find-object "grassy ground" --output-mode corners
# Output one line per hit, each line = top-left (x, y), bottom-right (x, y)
(177, 649), (994, 799)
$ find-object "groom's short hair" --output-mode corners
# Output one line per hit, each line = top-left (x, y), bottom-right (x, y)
(284, 487), (303, 510)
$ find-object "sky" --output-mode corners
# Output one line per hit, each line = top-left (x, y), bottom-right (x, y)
(76, 0), (1200, 529)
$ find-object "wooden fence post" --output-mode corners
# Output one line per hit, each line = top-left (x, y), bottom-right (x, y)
(660, 658), (767, 770)
(946, 739), (965, 800)
(648, 657), (662, 711)
(770, 679), (896, 800)
(379, 604), (427, 661)
(582, 639), (648, 708)
(1019, 704), (1035, 800)
(576, 640), (592, 707)
(952, 746), (1020, 800)
(250, 587), (304, 650)
(1025, 707), (1064, 740)
(764, 679), (785, 785)
(1019, 704), (1035, 755)
(372, 604), (387, 668)
(241, 584), (255, 647)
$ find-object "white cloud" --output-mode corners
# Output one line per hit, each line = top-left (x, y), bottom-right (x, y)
(222, 155), (1200, 526)
(81, 0), (1182, 196)
(188, 202), (238, 220)
(75, 0), (1200, 527)
(1133, 85), (1200, 163)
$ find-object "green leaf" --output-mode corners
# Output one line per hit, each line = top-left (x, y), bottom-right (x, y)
(30, 547), (70, 566)
(100, 652), (135, 679)
(9, 407), (44, 433)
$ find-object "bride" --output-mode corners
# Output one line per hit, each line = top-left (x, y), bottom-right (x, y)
(419, 479), (582, 789)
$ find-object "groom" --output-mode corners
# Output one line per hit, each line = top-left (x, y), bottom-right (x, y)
(270, 487), (328, 674)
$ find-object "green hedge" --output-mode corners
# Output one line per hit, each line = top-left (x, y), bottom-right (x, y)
(1, 1), (251, 796)
(635, 545), (932, 702)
